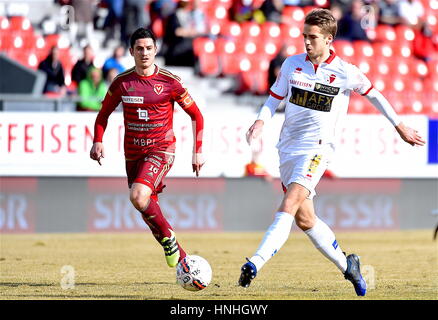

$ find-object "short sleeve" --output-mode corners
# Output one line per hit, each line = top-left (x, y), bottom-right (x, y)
(269, 59), (290, 99)
(346, 63), (373, 96)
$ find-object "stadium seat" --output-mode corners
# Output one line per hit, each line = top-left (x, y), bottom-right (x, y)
(353, 41), (374, 59)
(238, 57), (270, 95)
(282, 6), (305, 25)
(375, 24), (396, 42)
(193, 37), (213, 56)
(263, 41), (280, 59)
(333, 40), (355, 61)
(260, 21), (281, 44)
(353, 57), (373, 76)
(9, 16), (33, 35)
(219, 20), (241, 38)
(392, 42), (412, 59)
(394, 25), (415, 43)
(197, 52), (220, 76)
(151, 18), (163, 38)
(280, 23), (302, 42)
(241, 21), (261, 39)
(0, 16), (9, 33)
(373, 42), (394, 59)
(217, 40), (241, 75)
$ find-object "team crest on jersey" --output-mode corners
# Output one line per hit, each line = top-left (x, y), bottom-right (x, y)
(324, 73), (336, 84)
(294, 67), (302, 74)
(154, 84), (164, 95)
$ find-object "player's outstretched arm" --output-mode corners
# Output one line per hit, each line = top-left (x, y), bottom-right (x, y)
(365, 88), (426, 146)
(180, 100), (205, 177)
(246, 120), (264, 145)
(395, 122), (426, 146)
(247, 94), (283, 145)
(90, 142), (105, 166)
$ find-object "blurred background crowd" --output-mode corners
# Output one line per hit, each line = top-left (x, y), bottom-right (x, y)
(0, 0), (437, 114)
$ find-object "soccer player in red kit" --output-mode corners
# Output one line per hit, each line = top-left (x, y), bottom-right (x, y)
(90, 28), (204, 268)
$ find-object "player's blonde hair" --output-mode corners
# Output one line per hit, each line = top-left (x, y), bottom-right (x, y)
(304, 8), (338, 39)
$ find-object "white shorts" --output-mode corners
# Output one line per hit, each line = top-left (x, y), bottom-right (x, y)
(279, 147), (333, 200)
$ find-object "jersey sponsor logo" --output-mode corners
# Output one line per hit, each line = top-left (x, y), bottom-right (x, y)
(290, 79), (312, 88)
(314, 83), (340, 95)
(154, 84), (164, 95)
(289, 87), (334, 112)
(133, 138), (156, 146)
(122, 96), (144, 104)
(306, 154), (322, 179)
(136, 108), (149, 121)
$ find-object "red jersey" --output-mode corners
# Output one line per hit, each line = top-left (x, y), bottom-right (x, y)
(94, 65), (202, 160)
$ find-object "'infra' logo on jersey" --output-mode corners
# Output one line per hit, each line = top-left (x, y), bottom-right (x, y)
(137, 108), (149, 121)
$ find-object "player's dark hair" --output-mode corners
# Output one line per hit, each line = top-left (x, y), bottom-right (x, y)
(130, 28), (157, 49)
(304, 8), (337, 39)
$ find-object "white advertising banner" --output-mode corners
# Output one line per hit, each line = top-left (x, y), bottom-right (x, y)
(0, 111), (435, 178)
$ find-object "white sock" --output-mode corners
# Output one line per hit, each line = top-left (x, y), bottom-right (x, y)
(250, 212), (294, 271)
(304, 217), (348, 273)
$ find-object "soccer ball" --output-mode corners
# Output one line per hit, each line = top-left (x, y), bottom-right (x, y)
(176, 255), (212, 291)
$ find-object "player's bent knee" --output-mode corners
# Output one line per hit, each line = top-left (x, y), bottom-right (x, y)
(130, 190), (151, 211)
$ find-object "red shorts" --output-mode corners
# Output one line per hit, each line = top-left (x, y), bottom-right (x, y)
(126, 151), (175, 196)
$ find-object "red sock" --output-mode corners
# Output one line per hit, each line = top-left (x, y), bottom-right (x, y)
(141, 197), (172, 241)
(141, 198), (186, 261)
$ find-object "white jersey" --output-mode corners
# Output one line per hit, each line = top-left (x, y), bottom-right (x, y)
(270, 50), (372, 153)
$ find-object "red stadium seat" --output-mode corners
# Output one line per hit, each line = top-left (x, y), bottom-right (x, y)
(333, 40), (355, 61)
(260, 21), (281, 44)
(280, 23), (302, 43)
(197, 52), (220, 76)
(219, 20), (241, 38)
(353, 41), (374, 59)
(353, 57), (373, 76)
(193, 37), (213, 56)
(9, 16), (33, 35)
(238, 60), (270, 95)
(373, 42), (395, 59)
(394, 25), (416, 43)
(0, 16), (10, 33)
(241, 21), (261, 39)
(375, 24), (396, 42)
(282, 6), (305, 25)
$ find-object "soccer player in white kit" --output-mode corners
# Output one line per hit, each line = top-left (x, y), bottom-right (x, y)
(238, 9), (426, 296)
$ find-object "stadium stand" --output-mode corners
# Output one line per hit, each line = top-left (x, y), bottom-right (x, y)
(0, 0), (437, 116)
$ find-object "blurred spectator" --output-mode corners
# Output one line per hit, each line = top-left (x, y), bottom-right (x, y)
(283, 0), (314, 7)
(38, 46), (66, 95)
(260, 0), (284, 23)
(330, 3), (344, 21)
(337, 0), (369, 41)
(121, 0), (151, 47)
(103, 0), (124, 47)
(398, 0), (424, 27)
(412, 21), (438, 63)
(105, 68), (119, 85)
(229, 0), (265, 23)
(70, 0), (96, 46)
(377, 0), (402, 26)
(102, 45), (126, 78)
(163, 0), (207, 67)
(71, 45), (95, 86)
(150, 0), (177, 20)
(77, 67), (108, 111)
(268, 45), (288, 88)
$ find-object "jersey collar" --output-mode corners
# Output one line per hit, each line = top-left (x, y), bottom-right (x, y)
(305, 49), (337, 64)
